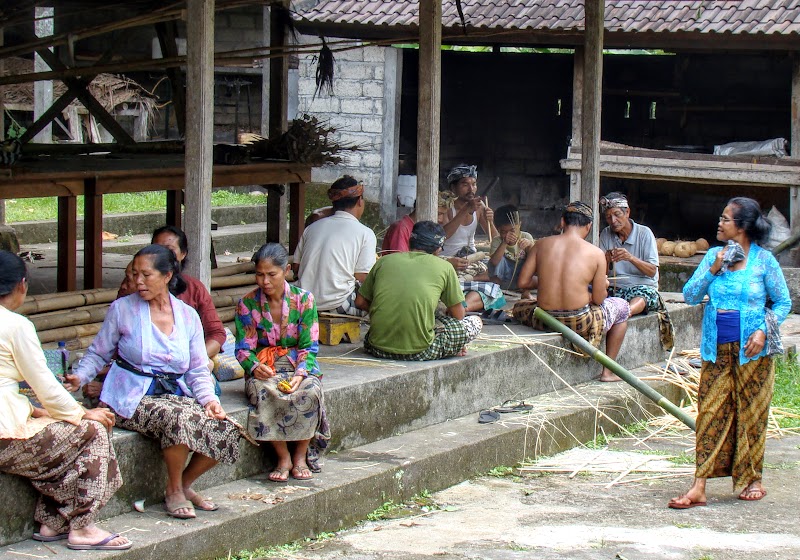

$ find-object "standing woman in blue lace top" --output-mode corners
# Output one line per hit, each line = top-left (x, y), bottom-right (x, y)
(670, 197), (790, 509)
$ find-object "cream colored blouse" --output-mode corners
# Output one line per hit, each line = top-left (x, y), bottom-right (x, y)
(0, 305), (84, 439)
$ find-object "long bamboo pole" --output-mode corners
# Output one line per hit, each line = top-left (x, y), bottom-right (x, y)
(210, 261), (254, 277)
(532, 307), (697, 431)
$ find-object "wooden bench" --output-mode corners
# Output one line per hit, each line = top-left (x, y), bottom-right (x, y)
(318, 313), (362, 346)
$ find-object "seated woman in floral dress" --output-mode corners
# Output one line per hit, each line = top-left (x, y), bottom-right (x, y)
(235, 243), (330, 482)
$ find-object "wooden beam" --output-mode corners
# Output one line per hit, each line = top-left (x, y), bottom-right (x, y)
(183, 0), (215, 287)
(33, 7), (54, 144)
(166, 190), (183, 228)
(581, 0), (604, 244)
(265, 184), (283, 243)
(57, 196), (77, 292)
(83, 178), (103, 289)
(289, 182), (304, 253)
(155, 21), (187, 136)
(569, 46), (584, 202)
(791, 56), (800, 232)
(19, 89), (78, 144)
(415, 0), (442, 224)
(267, 2), (289, 243)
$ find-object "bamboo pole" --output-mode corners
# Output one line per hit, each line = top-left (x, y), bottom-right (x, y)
(209, 274), (256, 290)
(217, 306), (236, 323)
(38, 322), (102, 344)
(532, 307), (697, 431)
(19, 289), (118, 315)
(772, 229), (800, 256)
(30, 305), (108, 331)
(210, 261), (254, 277)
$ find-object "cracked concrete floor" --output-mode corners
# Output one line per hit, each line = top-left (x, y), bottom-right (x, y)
(270, 435), (800, 560)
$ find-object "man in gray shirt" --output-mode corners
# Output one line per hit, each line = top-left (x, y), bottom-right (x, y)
(598, 192), (659, 316)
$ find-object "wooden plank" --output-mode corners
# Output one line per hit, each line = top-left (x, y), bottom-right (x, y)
(155, 21), (187, 136)
(83, 178), (103, 289)
(791, 57), (800, 231)
(415, 0), (442, 224)
(289, 182), (304, 253)
(569, 146), (800, 167)
(563, 153), (800, 173)
(183, 0), (215, 288)
(19, 89), (78, 144)
(581, 0), (604, 244)
(57, 196), (77, 292)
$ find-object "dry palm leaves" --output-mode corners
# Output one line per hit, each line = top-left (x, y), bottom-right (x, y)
(248, 114), (360, 165)
(314, 37), (335, 100)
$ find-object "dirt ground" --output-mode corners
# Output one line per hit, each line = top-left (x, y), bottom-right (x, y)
(278, 433), (800, 560)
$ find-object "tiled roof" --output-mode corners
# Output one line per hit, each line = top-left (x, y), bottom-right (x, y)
(297, 0), (800, 36)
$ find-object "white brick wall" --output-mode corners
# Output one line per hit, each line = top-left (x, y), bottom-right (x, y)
(297, 35), (389, 202)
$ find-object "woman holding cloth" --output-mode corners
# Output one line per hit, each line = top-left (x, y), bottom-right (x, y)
(235, 243), (329, 483)
(0, 251), (130, 550)
(671, 197), (791, 508)
(67, 244), (240, 519)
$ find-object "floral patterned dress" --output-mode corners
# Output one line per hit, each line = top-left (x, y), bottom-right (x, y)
(234, 282), (329, 470)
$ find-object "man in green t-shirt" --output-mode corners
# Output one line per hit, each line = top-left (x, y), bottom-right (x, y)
(355, 221), (483, 360)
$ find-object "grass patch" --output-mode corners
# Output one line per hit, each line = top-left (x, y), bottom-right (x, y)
(772, 355), (800, 429)
(668, 451), (695, 466)
(486, 465), (516, 478)
(366, 490), (442, 521)
(6, 190), (261, 223)
(674, 522), (703, 529)
(217, 531), (336, 560)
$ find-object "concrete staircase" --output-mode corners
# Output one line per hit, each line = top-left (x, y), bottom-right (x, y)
(0, 303), (704, 558)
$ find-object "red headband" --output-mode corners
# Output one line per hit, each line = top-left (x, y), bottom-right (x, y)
(328, 183), (364, 201)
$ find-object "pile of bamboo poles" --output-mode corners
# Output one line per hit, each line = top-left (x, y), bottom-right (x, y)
(29, 262), (257, 350)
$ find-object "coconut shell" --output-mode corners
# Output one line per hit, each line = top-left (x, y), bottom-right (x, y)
(660, 240), (676, 256)
(673, 241), (697, 258)
(656, 237), (667, 251)
(695, 238), (710, 251)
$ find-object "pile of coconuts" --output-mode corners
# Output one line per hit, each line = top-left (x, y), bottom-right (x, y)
(657, 237), (710, 258)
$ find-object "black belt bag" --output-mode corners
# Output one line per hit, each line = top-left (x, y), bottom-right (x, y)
(115, 358), (184, 396)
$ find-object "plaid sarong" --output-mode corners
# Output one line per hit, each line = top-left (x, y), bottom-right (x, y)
(609, 285), (674, 351)
(334, 285), (368, 317)
(460, 281), (506, 311)
(696, 343), (773, 491)
(512, 300), (604, 356)
(364, 315), (482, 361)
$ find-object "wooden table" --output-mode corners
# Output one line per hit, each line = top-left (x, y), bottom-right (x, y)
(0, 155), (311, 291)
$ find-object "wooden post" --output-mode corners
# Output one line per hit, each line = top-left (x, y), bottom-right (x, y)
(0, 27), (5, 225)
(790, 56), (800, 231)
(289, 182), (304, 253)
(166, 189), (183, 228)
(569, 46), (584, 203)
(267, 2), (289, 244)
(581, 0), (604, 245)
(57, 196), (77, 292)
(183, 0), (215, 287)
(415, 0), (442, 224)
(84, 178), (103, 289)
(33, 7), (54, 144)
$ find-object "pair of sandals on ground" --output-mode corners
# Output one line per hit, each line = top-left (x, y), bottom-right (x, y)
(668, 481), (767, 509)
(268, 463), (313, 483)
(478, 400), (533, 423)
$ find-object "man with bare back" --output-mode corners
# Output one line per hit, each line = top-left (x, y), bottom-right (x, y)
(512, 202), (630, 382)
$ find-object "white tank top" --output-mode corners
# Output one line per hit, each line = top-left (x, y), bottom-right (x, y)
(441, 207), (478, 257)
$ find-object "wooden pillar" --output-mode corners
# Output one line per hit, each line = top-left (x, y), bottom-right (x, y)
(569, 46), (584, 203)
(288, 182), (305, 253)
(0, 27), (6, 225)
(266, 3), (289, 244)
(581, 0), (604, 245)
(33, 7), (54, 144)
(415, 0), (442, 223)
(84, 178), (103, 289)
(166, 189), (183, 228)
(790, 56), (800, 231)
(57, 196), (77, 292)
(183, 0), (215, 287)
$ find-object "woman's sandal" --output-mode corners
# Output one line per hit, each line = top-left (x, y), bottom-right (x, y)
(164, 493), (196, 519)
(185, 489), (219, 512)
(739, 487), (767, 501)
(291, 465), (313, 480)
(268, 466), (290, 483)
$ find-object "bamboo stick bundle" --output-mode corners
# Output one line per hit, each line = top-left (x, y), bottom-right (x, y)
(23, 287), (114, 302)
(209, 274), (256, 290)
(217, 306), (236, 323)
(38, 322), (103, 344)
(30, 305), (109, 332)
(210, 286), (254, 299)
(211, 262), (255, 278)
(19, 289), (118, 315)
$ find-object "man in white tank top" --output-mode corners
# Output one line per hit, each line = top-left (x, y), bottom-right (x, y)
(440, 164), (497, 258)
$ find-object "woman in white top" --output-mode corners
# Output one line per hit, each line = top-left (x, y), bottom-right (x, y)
(440, 164), (497, 257)
(0, 251), (130, 551)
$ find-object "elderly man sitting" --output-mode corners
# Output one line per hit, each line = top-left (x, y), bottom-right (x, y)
(356, 221), (483, 360)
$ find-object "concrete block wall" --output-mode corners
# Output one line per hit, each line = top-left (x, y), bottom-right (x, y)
(297, 35), (390, 202)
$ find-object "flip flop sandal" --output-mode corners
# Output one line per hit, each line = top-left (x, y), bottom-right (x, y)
(267, 467), (290, 483)
(187, 493), (219, 511)
(163, 495), (196, 519)
(480, 310), (509, 326)
(33, 531), (69, 542)
(291, 465), (313, 480)
(478, 409), (500, 424)
(494, 400), (533, 413)
(67, 533), (133, 551)
(667, 499), (707, 510)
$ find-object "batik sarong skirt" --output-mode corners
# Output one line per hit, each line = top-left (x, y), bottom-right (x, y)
(512, 300), (605, 355)
(0, 420), (121, 532)
(115, 394), (239, 465)
(245, 355), (330, 471)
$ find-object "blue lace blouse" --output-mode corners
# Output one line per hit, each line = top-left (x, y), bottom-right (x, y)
(682, 243), (791, 364)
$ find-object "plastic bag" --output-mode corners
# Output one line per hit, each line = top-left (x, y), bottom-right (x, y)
(764, 206), (791, 250)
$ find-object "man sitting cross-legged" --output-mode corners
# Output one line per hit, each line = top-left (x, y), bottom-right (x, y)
(356, 221), (483, 360)
(512, 202), (630, 382)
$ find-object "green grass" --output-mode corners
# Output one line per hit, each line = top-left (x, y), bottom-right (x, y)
(772, 355), (800, 428)
(668, 451), (695, 466)
(216, 531), (336, 560)
(5, 190), (262, 223)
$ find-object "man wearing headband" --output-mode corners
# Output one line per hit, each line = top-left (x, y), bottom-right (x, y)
(599, 192), (660, 318)
(440, 163), (497, 258)
(356, 221), (482, 360)
(513, 202), (630, 382)
(294, 175), (377, 316)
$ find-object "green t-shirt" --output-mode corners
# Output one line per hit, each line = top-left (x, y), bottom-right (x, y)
(359, 251), (464, 354)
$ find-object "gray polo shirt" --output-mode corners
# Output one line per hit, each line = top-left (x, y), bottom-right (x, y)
(599, 220), (659, 289)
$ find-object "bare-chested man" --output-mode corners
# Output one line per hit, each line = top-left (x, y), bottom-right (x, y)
(513, 201), (630, 382)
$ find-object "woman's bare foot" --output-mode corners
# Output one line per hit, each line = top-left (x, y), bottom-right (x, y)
(599, 368), (621, 382)
(457, 346), (468, 357)
(668, 483), (707, 509)
(164, 490), (195, 519)
(739, 481), (767, 501)
(68, 524), (131, 548)
(183, 487), (219, 511)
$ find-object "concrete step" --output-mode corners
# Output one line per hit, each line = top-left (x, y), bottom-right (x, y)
(0, 303), (703, 547)
(0, 361), (686, 560)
